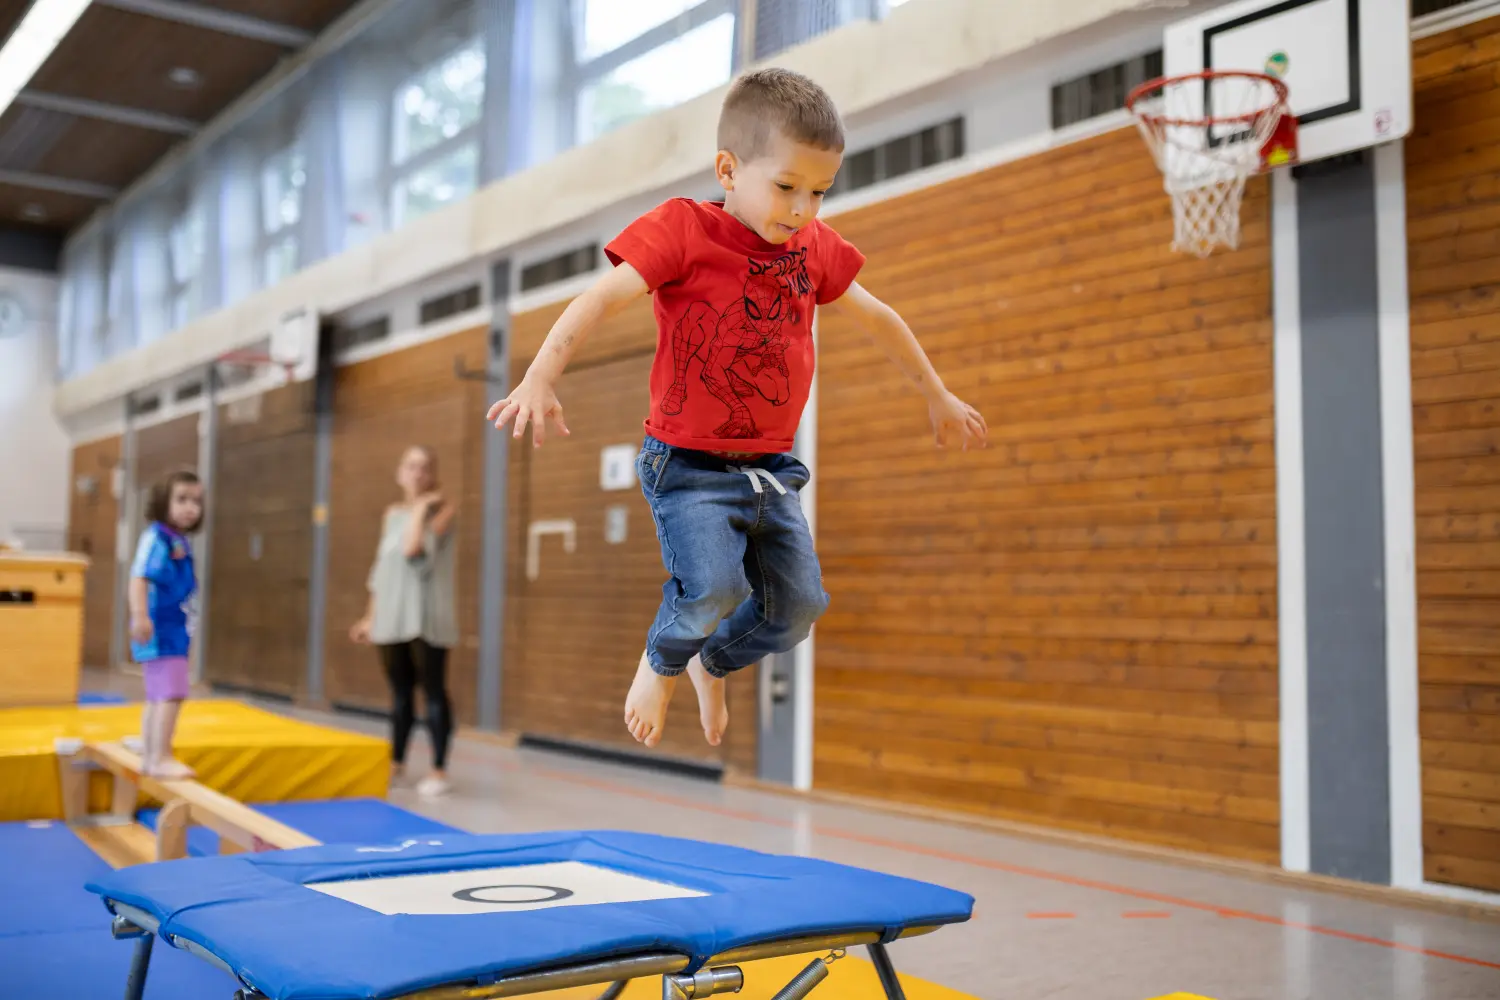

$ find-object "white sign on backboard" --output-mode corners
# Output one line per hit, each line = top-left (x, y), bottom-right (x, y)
(600, 444), (638, 491)
(307, 861), (708, 915)
(1164, 0), (1411, 166)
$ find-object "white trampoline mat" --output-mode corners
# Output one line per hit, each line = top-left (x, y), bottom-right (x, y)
(306, 861), (709, 915)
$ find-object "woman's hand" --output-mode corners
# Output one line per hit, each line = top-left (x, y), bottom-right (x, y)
(349, 617), (372, 644)
(130, 612), (153, 645)
(417, 491), (445, 516)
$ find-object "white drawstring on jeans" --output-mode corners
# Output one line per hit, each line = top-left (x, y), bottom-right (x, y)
(729, 465), (787, 495)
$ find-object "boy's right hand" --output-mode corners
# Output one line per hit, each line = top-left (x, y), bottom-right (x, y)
(129, 613), (153, 645)
(487, 377), (570, 447)
(349, 618), (371, 644)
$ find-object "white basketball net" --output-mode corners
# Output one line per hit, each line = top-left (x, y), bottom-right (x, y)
(1129, 72), (1288, 258)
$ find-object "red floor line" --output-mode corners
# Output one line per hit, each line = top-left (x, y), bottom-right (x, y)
(1122, 911), (1173, 919)
(495, 757), (1500, 972)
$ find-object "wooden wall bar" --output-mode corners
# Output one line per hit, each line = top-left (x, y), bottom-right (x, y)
(1407, 15), (1500, 894)
(813, 126), (1281, 863)
(504, 300), (758, 773)
(323, 328), (489, 724)
(66, 435), (122, 669)
(204, 383), (316, 698)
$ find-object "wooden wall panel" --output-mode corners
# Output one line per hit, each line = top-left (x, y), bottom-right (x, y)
(1408, 16), (1500, 894)
(504, 301), (758, 773)
(205, 383), (316, 698)
(134, 413), (199, 487)
(814, 127), (1280, 863)
(66, 435), (121, 669)
(324, 328), (489, 725)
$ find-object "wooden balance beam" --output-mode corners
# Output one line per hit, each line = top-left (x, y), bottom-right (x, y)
(54, 738), (321, 863)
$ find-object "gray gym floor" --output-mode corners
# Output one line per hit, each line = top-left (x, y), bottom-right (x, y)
(85, 672), (1500, 1000)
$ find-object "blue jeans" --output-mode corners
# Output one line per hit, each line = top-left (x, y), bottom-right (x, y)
(637, 435), (829, 679)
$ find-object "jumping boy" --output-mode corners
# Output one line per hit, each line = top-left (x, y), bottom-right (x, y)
(487, 68), (987, 749)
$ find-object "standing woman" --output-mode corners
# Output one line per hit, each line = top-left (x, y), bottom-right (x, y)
(350, 446), (458, 798)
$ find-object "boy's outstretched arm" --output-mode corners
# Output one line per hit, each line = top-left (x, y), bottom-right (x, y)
(487, 262), (650, 446)
(826, 280), (988, 449)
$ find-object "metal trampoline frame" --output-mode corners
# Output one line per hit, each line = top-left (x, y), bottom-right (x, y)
(109, 901), (939, 1000)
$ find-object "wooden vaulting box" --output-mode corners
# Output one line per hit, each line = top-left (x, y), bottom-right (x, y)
(0, 552), (91, 706)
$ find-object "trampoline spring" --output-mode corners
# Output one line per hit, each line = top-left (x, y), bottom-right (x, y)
(768, 956), (830, 1000)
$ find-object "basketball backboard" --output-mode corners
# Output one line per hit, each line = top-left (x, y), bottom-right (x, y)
(1163, 0), (1412, 168)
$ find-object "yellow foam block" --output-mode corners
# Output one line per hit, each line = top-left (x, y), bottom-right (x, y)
(0, 700), (389, 821)
(533, 953), (978, 1000)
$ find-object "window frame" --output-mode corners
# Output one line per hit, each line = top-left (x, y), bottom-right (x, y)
(386, 34), (487, 228)
(566, 0), (737, 147)
(257, 140), (306, 289)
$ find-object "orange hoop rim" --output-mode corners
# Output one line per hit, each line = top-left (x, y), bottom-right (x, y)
(1125, 69), (1290, 129)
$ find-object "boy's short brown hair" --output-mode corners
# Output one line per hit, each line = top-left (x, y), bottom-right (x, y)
(145, 468), (202, 533)
(718, 68), (845, 160)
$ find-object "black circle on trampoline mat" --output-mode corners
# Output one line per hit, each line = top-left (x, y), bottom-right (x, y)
(451, 884), (575, 905)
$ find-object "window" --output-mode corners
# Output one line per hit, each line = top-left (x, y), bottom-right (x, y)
(169, 205), (204, 330)
(576, 0), (703, 61)
(393, 39), (486, 163)
(574, 5), (735, 145)
(260, 144), (305, 287)
(389, 38), (486, 227)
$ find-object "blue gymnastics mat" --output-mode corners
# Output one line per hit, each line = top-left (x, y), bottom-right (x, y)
(90, 830), (975, 1000)
(78, 691), (130, 705)
(0, 821), (236, 998)
(137, 796), (460, 856)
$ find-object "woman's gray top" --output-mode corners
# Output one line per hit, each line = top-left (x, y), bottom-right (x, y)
(366, 504), (458, 648)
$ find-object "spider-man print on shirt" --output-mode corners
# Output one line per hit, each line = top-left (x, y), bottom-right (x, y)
(659, 249), (813, 439)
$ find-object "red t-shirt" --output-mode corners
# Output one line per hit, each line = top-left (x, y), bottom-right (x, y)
(604, 198), (865, 454)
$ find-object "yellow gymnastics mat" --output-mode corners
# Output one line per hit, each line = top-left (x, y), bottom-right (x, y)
(0, 699), (389, 821)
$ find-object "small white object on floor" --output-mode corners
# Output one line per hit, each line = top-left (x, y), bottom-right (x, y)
(121, 735), (144, 754)
(415, 775), (451, 799)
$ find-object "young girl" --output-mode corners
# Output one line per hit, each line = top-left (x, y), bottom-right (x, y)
(128, 469), (204, 779)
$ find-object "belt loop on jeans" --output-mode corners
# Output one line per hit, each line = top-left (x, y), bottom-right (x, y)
(729, 465), (787, 495)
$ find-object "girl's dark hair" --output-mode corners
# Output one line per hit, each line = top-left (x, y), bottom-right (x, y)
(146, 469), (203, 533)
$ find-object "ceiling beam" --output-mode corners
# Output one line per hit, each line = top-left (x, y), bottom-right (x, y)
(93, 0), (314, 48)
(0, 169), (118, 200)
(16, 89), (200, 135)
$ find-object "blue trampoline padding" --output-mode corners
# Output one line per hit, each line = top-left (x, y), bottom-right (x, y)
(136, 797), (461, 856)
(87, 830), (975, 1000)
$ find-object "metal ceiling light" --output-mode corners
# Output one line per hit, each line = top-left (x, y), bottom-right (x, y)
(167, 65), (202, 88)
(0, 0), (94, 119)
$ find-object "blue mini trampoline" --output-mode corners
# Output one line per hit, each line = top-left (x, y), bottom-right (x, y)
(86, 830), (973, 1000)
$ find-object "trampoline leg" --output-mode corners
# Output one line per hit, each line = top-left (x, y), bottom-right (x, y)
(594, 983), (628, 1000)
(123, 934), (154, 1000)
(867, 943), (908, 1000)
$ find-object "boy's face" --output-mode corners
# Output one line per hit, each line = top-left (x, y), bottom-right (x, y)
(717, 130), (843, 244)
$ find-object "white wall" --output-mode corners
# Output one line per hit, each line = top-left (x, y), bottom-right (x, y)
(0, 267), (70, 550)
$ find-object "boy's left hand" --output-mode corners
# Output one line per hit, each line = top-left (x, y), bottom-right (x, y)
(928, 391), (988, 450)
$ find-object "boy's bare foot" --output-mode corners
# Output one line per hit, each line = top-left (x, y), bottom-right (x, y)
(686, 655), (728, 747)
(624, 650), (676, 748)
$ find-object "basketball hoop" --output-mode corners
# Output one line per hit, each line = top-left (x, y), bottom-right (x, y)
(1126, 69), (1294, 258)
(215, 349), (297, 387)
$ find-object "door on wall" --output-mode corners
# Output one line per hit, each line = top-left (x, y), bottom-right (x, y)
(504, 353), (745, 767)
